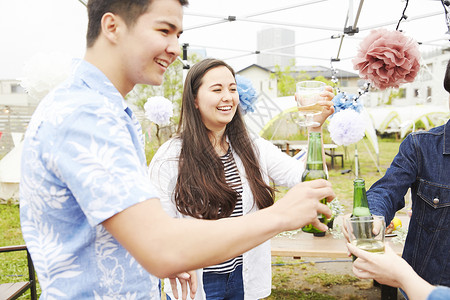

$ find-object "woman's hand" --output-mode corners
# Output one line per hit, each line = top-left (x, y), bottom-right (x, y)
(309, 86), (335, 130)
(168, 270), (197, 300)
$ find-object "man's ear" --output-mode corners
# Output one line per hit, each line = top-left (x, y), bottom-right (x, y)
(100, 12), (123, 44)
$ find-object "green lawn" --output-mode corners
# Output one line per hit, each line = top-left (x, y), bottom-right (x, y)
(0, 203), (37, 299)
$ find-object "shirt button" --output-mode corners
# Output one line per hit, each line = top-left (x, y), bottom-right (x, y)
(433, 197), (439, 204)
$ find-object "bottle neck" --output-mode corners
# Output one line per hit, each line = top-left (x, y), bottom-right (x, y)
(306, 132), (323, 170)
(352, 179), (371, 216)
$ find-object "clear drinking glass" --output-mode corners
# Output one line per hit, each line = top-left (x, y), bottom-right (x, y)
(346, 215), (385, 261)
(295, 81), (326, 127)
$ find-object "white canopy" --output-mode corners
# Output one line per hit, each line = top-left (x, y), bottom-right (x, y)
(0, 141), (22, 201)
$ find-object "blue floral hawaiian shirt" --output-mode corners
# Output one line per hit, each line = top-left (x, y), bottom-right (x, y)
(20, 59), (161, 299)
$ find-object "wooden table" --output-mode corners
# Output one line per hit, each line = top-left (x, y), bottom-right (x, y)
(271, 216), (409, 300)
(271, 140), (344, 169)
(324, 144), (344, 169)
(271, 140), (307, 156)
(271, 218), (406, 258)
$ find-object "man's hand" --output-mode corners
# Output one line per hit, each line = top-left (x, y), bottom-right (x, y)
(273, 179), (334, 232)
(168, 270), (197, 300)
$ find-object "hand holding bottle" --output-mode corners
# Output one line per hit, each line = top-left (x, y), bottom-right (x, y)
(272, 179), (334, 233)
(301, 131), (331, 236)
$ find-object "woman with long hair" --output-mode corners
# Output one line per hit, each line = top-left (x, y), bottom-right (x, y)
(149, 58), (334, 299)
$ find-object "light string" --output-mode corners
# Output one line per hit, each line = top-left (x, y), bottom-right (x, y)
(395, 0), (410, 31)
(330, 60), (369, 109)
(441, 0), (450, 36)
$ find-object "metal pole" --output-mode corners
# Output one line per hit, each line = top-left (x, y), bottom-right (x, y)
(182, 43), (190, 85)
(355, 143), (359, 178)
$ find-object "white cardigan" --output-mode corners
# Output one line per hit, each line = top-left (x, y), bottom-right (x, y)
(148, 136), (305, 300)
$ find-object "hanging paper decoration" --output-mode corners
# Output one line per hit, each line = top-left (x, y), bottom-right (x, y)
(352, 28), (421, 90)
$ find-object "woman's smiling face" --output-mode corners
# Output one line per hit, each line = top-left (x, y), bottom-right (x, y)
(195, 66), (239, 132)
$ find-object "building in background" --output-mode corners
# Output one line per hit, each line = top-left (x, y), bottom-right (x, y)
(257, 27), (295, 69)
(237, 64), (277, 99)
(404, 50), (450, 107)
(236, 63), (360, 99)
(0, 79), (37, 154)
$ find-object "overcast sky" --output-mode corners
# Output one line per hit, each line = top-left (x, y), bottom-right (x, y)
(1, 0), (449, 80)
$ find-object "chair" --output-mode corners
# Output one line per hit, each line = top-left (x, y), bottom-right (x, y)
(0, 245), (37, 300)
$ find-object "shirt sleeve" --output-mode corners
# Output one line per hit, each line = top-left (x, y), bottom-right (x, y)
(255, 137), (304, 188)
(366, 134), (418, 223)
(148, 139), (182, 218)
(51, 105), (158, 226)
(426, 286), (450, 300)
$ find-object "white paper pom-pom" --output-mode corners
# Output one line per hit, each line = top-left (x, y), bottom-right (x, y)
(21, 52), (72, 101)
(144, 96), (174, 126)
(328, 109), (365, 146)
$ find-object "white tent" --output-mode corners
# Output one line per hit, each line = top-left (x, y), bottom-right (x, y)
(0, 141), (22, 201)
(244, 94), (380, 154)
(180, 0), (450, 74)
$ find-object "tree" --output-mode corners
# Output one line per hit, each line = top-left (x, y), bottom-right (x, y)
(128, 54), (201, 112)
(270, 60), (310, 97)
(126, 52), (201, 162)
(270, 61), (337, 97)
(313, 75), (335, 87)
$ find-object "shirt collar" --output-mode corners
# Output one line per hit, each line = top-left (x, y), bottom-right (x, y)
(444, 119), (450, 155)
(74, 59), (125, 111)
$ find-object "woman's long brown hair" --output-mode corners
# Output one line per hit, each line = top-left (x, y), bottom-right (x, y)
(174, 58), (275, 219)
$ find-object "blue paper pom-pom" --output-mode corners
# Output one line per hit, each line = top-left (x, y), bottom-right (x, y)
(236, 75), (257, 114)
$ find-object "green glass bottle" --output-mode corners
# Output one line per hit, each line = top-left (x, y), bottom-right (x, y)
(301, 132), (329, 237)
(350, 178), (373, 261)
(352, 178), (371, 218)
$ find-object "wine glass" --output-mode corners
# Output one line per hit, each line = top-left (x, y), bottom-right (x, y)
(295, 81), (326, 127)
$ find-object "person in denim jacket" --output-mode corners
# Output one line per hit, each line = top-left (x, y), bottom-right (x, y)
(366, 60), (450, 288)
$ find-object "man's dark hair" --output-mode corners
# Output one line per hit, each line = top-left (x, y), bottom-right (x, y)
(86, 0), (189, 48)
(444, 59), (450, 93)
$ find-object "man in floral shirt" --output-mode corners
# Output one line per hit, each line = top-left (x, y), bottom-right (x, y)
(20, 0), (334, 299)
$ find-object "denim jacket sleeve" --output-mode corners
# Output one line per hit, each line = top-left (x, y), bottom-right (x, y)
(426, 286), (450, 300)
(366, 134), (418, 224)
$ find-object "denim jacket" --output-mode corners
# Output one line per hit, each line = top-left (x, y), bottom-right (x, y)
(367, 119), (450, 287)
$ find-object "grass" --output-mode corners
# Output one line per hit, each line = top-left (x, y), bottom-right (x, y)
(0, 137), (402, 299)
(0, 204), (38, 299)
(0, 203), (23, 246)
(304, 273), (360, 287)
(266, 289), (337, 300)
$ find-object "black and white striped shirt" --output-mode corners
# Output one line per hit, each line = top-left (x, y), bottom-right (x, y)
(203, 147), (243, 274)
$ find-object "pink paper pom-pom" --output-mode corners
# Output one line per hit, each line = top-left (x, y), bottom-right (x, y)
(352, 29), (420, 90)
